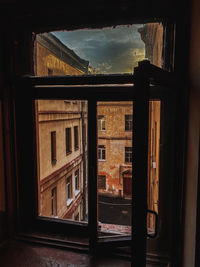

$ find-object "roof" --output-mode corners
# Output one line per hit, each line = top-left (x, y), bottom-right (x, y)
(36, 32), (89, 74)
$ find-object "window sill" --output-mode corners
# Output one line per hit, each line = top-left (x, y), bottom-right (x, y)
(75, 190), (80, 197)
(67, 198), (73, 206)
(98, 159), (106, 162)
(66, 151), (72, 156)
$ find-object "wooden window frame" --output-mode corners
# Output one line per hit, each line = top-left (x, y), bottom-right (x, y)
(14, 63), (178, 263)
(11, 17), (184, 265)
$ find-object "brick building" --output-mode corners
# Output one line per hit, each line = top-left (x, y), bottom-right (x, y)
(97, 101), (133, 198)
(35, 33), (88, 221)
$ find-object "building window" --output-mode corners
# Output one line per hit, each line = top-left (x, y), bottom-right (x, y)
(51, 187), (57, 216)
(66, 175), (73, 206)
(66, 128), (72, 154)
(125, 147), (132, 163)
(98, 115), (106, 131)
(51, 131), (57, 164)
(75, 169), (80, 192)
(98, 175), (106, 189)
(98, 145), (106, 161)
(125, 115), (133, 131)
(48, 68), (53, 76)
(74, 126), (79, 150)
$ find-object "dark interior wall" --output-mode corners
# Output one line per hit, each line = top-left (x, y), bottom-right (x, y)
(0, 2), (197, 266)
(183, 0), (200, 266)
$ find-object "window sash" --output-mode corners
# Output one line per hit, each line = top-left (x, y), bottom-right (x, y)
(98, 145), (106, 160)
(66, 176), (72, 200)
(125, 115), (133, 131)
(75, 169), (79, 190)
(98, 115), (106, 130)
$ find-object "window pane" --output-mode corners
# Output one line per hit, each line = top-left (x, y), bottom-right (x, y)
(34, 23), (163, 76)
(36, 100), (88, 223)
(97, 100), (161, 239)
(97, 101), (133, 236)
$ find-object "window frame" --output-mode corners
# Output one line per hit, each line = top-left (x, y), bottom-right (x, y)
(74, 125), (79, 150)
(98, 145), (106, 161)
(66, 127), (72, 155)
(125, 114), (133, 131)
(125, 146), (132, 164)
(14, 62), (177, 262)
(12, 20), (181, 265)
(75, 169), (80, 192)
(98, 175), (106, 190)
(51, 131), (57, 164)
(98, 115), (106, 131)
(51, 187), (57, 217)
(66, 175), (73, 206)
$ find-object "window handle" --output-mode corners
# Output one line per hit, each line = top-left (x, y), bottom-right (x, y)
(147, 209), (158, 238)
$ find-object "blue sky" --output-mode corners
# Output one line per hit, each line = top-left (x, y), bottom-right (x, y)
(52, 25), (146, 74)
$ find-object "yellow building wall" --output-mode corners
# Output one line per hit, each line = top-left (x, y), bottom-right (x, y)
(35, 42), (84, 76)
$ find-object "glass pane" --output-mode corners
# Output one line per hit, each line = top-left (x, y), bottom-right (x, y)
(97, 101), (133, 237)
(34, 23), (163, 76)
(36, 99), (88, 223)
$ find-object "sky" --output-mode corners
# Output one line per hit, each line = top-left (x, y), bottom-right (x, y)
(52, 25), (146, 74)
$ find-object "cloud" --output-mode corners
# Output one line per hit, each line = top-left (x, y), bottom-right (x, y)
(52, 25), (145, 74)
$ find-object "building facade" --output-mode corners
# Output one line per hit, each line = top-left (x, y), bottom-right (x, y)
(35, 33), (88, 221)
(97, 101), (133, 198)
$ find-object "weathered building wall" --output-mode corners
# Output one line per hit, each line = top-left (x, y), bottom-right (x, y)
(138, 23), (163, 68)
(97, 102), (132, 196)
(38, 101), (83, 180)
(35, 34), (88, 220)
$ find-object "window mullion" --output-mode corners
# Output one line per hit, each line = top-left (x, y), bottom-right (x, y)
(132, 65), (149, 266)
(88, 98), (98, 254)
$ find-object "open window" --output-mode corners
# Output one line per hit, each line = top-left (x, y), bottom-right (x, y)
(14, 22), (176, 266)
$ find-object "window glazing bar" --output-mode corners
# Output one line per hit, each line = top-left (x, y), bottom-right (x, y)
(132, 62), (149, 266)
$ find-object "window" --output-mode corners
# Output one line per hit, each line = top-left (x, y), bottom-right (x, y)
(48, 68), (53, 76)
(14, 21), (177, 266)
(74, 126), (79, 150)
(75, 169), (80, 192)
(125, 147), (132, 163)
(66, 128), (72, 154)
(66, 176), (73, 206)
(51, 131), (56, 164)
(51, 187), (57, 216)
(98, 145), (106, 161)
(98, 175), (106, 189)
(125, 115), (133, 131)
(98, 115), (106, 131)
